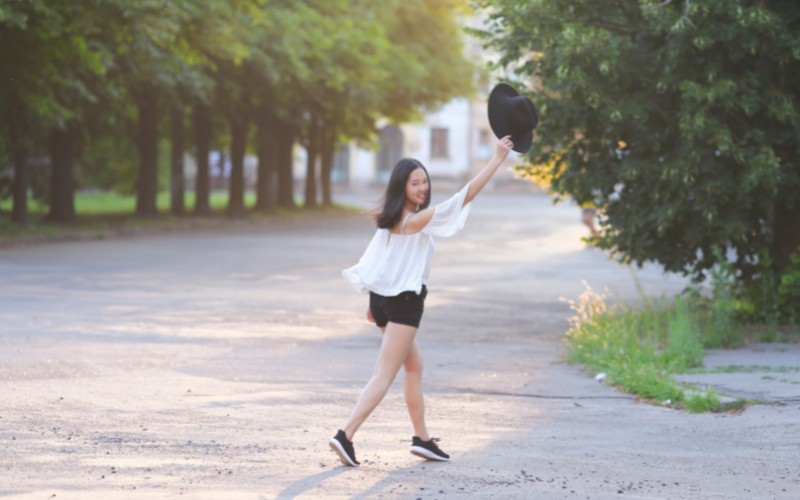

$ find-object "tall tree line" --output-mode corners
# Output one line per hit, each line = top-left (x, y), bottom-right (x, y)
(0, 0), (475, 222)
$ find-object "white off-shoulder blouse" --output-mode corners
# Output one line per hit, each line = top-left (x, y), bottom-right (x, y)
(342, 183), (472, 296)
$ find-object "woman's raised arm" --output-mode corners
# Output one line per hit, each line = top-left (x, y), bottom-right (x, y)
(464, 135), (513, 206)
(402, 136), (514, 235)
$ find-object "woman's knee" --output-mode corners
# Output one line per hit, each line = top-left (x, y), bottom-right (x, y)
(404, 351), (424, 376)
(371, 360), (399, 381)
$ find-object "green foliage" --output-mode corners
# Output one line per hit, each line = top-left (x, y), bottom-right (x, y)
(664, 296), (704, 369)
(0, 0), (107, 124)
(0, 190), (256, 216)
(2, 0), (476, 213)
(476, 0), (800, 320)
(699, 250), (744, 347)
(701, 246), (800, 327)
(77, 129), (138, 194)
(257, 0), (476, 142)
(739, 249), (782, 325)
(777, 249), (800, 323)
(684, 390), (721, 414)
(564, 284), (741, 412)
(381, 0), (476, 121)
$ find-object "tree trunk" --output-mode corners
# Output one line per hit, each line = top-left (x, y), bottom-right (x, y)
(48, 125), (77, 222)
(193, 102), (212, 216)
(227, 113), (249, 216)
(774, 201), (800, 273)
(303, 116), (319, 209)
(320, 126), (336, 207)
(254, 106), (276, 212)
(135, 85), (160, 217)
(276, 121), (296, 209)
(170, 105), (185, 216)
(8, 96), (28, 224)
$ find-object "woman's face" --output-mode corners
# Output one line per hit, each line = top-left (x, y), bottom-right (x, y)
(405, 167), (429, 208)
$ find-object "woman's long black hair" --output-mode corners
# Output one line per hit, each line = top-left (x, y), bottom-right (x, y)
(374, 158), (432, 229)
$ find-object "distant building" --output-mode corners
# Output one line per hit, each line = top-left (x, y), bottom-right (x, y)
(324, 94), (528, 190)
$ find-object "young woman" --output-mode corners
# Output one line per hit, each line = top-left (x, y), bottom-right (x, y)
(330, 135), (515, 467)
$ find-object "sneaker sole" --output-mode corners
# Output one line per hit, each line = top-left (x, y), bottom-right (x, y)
(410, 445), (449, 462)
(329, 438), (359, 467)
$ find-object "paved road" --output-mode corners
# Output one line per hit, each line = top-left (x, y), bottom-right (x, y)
(1, 189), (797, 499)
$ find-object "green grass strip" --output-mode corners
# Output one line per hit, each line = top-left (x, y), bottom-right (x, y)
(1, 191), (360, 242)
(563, 285), (736, 413)
(1, 191), (258, 216)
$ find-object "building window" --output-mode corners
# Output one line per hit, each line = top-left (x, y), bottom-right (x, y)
(430, 127), (449, 159)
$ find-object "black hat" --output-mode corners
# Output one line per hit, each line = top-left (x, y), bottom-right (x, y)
(487, 83), (539, 153)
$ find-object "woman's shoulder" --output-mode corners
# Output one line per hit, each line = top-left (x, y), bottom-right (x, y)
(397, 207), (436, 235)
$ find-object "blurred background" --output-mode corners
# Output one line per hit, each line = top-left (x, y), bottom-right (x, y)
(0, 0), (525, 223)
(1, 0), (799, 324)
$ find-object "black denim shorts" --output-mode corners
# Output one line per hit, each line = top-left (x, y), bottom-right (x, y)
(369, 285), (428, 328)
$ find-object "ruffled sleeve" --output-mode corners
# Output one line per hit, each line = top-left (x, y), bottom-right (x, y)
(341, 230), (385, 294)
(422, 183), (472, 237)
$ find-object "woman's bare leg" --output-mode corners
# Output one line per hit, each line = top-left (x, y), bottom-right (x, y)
(403, 341), (430, 440)
(343, 322), (417, 440)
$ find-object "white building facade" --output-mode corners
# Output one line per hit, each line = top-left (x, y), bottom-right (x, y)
(329, 98), (525, 189)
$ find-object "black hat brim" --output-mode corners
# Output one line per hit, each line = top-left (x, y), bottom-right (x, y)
(488, 83), (537, 154)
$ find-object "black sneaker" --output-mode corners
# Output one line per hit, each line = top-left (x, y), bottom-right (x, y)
(329, 430), (360, 466)
(410, 436), (450, 462)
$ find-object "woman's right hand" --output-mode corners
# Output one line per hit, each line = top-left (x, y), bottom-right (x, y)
(366, 308), (376, 323)
(495, 135), (513, 162)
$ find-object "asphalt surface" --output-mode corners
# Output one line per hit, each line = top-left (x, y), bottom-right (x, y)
(1, 187), (798, 499)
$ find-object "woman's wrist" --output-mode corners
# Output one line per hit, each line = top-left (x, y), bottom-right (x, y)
(488, 155), (505, 170)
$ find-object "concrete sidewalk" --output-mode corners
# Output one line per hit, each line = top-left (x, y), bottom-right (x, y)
(1, 189), (798, 499)
(676, 343), (800, 405)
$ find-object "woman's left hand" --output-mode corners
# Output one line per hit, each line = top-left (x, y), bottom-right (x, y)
(366, 308), (376, 323)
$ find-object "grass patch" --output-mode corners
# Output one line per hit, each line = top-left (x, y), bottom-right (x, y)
(563, 284), (747, 413)
(684, 389), (721, 413)
(1, 191), (360, 243)
(1, 191), (260, 216)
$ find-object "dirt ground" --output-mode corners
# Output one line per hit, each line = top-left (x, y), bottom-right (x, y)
(1, 189), (798, 499)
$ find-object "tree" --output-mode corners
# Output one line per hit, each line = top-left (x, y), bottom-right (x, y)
(101, 0), (249, 217)
(192, 101), (213, 215)
(477, 0), (800, 319)
(2, 0), (477, 224)
(198, 2), (269, 217)
(0, 0), (107, 223)
(205, 0), (301, 212)
(169, 105), (185, 215)
(214, 62), (252, 217)
(287, 0), (476, 207)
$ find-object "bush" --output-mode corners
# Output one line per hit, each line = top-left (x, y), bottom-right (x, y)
(777, 249), (800, 324)
(705, 250), (743, 348)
